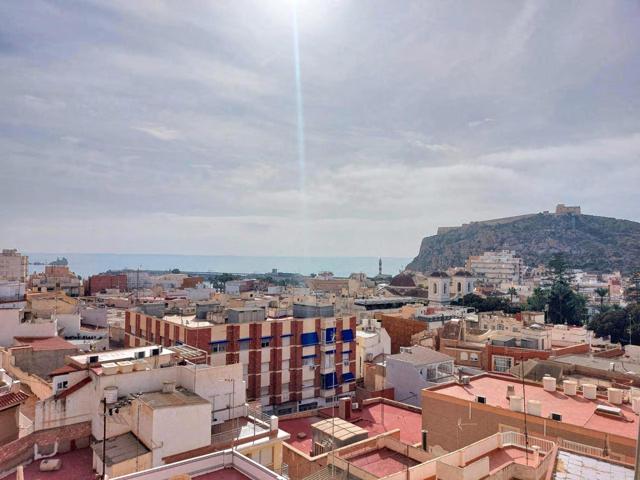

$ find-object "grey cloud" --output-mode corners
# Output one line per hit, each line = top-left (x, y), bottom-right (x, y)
(1, 0), (639, 257)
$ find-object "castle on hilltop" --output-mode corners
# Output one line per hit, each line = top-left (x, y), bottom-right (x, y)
(436, 204), (582, 235)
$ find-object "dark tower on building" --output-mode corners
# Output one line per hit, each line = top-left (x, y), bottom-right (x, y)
(379, 257), (382, 275)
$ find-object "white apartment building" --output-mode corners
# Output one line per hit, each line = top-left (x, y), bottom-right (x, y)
(355, 318), (391, 378)
(466, 250), (523, 286)
(0, 249), (28, 282)
(37, 346), (289, 477)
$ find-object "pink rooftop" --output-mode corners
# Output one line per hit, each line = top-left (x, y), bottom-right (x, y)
(430, 374), (638, 439)
(279, 401), (423, 454)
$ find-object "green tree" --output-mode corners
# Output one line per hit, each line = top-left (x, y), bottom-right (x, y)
(452, 293), (520, 314)
(594, 287), (609, 309)
(526, 287), (549, 312)
(589, 304), (640, 344)
(526, 254), (587, 325)
(507, 287), (518, 303)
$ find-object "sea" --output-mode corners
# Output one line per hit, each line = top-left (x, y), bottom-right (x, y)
(26, 253), (412, 279)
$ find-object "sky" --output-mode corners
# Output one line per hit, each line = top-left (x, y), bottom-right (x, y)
(1, 0), (639, 258)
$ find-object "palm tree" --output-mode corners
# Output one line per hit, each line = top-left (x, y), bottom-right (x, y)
(507, 287), (518, 303)
(594, 287), (609, 308)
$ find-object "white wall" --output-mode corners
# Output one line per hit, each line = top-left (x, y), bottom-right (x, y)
(0, 309), (58, 347)
(54, 313), (82, 336)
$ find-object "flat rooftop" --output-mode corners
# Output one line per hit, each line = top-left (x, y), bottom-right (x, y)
(7, 448), (94, 480)
(93, 432), (150, 466)
(347, 447), (419, 477)
(280, 401), (423, 455)
(139, 387), (209, 409)
(554, 449), (634, 480)
(311, 417), (368, 441)
(429, 374), (638, 439)
(554, 354), (640, 375)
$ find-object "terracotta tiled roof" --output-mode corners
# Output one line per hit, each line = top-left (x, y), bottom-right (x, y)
(13, 336), (78, 351)
(55, 377), (91, 400)
(50, 364), (81, 377)
(0, 391), (29, 411)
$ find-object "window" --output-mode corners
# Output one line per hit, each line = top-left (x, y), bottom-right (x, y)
(56, 380), (68, 390)
(457, 282), (462, 293)
(443, 283), (447, 294)
(324, 328), (336, 344)
(211, 342), (227, 353)
(460, 352), (469, 361)
(467, 282), (472, 292)
(261, 337), (272, 348)
(321, 372), (338, 389)
(281, 336), (291, 347)
(433, 283), (437, 294)
(470, 353), (479, 362)
(239, 339), (250, 351)
(303, 356), (316, 367)
(497, 324), (504, 330)
(493, 355), (513, 373)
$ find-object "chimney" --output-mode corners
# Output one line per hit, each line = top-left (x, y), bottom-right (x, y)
(162, 381), (176, 394)
(421, 430), (428, 451)
(338, 397), (352, 420)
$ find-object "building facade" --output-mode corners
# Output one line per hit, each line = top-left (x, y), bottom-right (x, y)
(124, 309), (357, 414)
(466, 250), (523, 286)
(0, 249), (28, 282)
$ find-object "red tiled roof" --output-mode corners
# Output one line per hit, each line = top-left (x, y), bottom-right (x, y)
(50, 364), (81, 377)
(0, 391), (29, 411)
(13, 336), (78, 351)
(55, 377), (91, 400)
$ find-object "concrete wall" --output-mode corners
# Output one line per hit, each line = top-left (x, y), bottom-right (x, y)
(12, 346), (78, 380)
(0, 406), (19, 445)
(384, 360), (426, 407)
(0, 310), (57, 347)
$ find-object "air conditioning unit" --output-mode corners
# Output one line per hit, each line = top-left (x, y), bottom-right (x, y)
(476, 396), (487, 404)
(461, 376), (470, 385)
(135, 351), (145, 359)
(88, 355), (99, 364)
(352, 402), (360, 410)
(550, 412), (562, 421)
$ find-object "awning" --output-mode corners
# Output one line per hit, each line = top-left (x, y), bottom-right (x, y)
(342, 372), (355, 383)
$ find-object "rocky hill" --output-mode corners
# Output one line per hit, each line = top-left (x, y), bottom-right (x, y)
(407, 210), (640, 273)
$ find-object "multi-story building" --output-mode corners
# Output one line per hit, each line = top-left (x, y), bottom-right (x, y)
(466, 250), (523, 286)
(124, 304), (357, 414)
(422, 373), (637, 464)
(0, 249), (28, 282)
(355, 318), (390, 378)
(30, 265), (83, 297)
(86, 273), (128, 295)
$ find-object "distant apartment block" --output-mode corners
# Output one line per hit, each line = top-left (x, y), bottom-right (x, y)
(0, 249), (28, 282)
(124, 304), (357, 414)
(86, 273), (128, 295)
(466, 250), (523, 285)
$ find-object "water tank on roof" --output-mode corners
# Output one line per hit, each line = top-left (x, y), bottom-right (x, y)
(104, 386), (118, 404)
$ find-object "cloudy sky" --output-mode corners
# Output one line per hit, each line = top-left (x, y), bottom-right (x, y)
(1, 1), (639, 258)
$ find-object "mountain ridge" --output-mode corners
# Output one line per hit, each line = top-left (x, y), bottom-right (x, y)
(407, 209), (640, 274)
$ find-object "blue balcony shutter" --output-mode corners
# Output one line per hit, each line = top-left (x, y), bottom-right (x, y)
(301, 332), (319, 346)
(341, 329), (354, 342)
(342, 372), (355, 383)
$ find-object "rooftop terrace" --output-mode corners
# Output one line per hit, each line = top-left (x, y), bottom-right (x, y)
(429, 374), (639, 440)
(279, 400), (423, 455)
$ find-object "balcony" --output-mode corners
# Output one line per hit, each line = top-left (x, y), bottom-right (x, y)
(211, 407), (276, 449)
